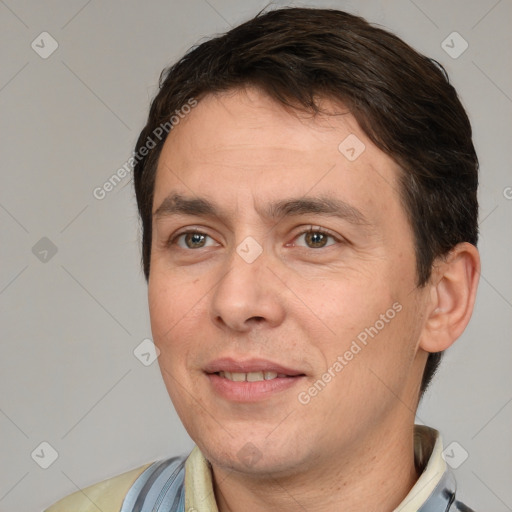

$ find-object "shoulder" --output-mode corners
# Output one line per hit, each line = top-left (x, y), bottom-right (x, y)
(43, 461), (154, 512)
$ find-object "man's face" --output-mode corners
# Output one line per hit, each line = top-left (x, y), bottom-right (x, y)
(148, 87), (430, 475)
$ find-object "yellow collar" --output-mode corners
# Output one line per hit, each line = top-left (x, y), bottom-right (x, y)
(184, 425), (446, 512)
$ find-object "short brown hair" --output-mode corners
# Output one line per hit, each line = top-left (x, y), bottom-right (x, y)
(133, 6), (479, 395)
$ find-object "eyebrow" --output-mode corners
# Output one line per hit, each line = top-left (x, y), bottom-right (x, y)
(153, 193), (370, 226)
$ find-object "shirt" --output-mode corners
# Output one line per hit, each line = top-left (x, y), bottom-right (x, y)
(44, 425), (475, 512)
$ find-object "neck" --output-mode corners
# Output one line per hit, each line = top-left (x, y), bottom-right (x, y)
(212, 421), (420, 512)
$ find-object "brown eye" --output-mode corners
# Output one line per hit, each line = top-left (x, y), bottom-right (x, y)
(304, 231), (329, 248)
(294, 228), (337, 249)
(184, 232), (207, 248)
(171, 231), (217, 249)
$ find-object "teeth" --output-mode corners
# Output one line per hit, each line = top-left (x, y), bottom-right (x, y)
(218, 371), (280, 382)
(247, 371), (264, 382)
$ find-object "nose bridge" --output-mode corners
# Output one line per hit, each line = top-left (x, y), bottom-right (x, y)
(210, 237), (285, 331)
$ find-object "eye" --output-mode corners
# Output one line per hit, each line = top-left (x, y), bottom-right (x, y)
(171, 230), (218, 249)
(293, 227), (339, 249)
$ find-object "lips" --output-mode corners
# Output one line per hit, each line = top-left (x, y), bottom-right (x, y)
(204, 357), (306, 402)
(218, 370), (282, 382)
(203, 357), (305, 377)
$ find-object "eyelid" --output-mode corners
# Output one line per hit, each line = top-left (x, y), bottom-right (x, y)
(289, 225), (343, 247)
(167, 227), (219, 248)
(166, 225), (345, 249)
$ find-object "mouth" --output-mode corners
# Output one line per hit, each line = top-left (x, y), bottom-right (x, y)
(204, 358), (306, 402)
(216, 371), (293, 382)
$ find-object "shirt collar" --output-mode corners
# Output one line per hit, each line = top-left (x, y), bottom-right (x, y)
(184, 425), (451, 512)
(393, 425), (448, 511)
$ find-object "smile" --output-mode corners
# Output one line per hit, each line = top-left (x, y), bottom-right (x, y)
(217, 371), (288, 382)
(205, 358), (306, 402)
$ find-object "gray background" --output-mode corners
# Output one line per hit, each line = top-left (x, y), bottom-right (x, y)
(1, 1), (511, 511)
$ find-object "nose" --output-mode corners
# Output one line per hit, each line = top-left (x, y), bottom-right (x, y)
(209, 245), (286, 333)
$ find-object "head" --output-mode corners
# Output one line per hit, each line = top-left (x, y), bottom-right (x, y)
(133, 7), (479, 475)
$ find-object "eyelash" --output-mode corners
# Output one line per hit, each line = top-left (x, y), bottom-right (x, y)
(167, 226), (342, 250)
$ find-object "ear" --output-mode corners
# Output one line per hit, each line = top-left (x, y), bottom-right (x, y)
(419, 242), (480, 353)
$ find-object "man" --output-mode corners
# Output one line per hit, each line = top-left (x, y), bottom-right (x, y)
(45, 6), (480, 512)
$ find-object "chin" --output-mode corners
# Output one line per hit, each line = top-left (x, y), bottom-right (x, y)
(193, 427), (312, 478)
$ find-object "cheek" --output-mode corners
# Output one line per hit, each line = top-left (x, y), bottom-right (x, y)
(149, 258), (201, 315)
(304, 273), (418, 384)
(148, 279), (173, 340)
(148, 269), (200, 352)
(303, 276), (398, 340)
(148, 279), (195, 406)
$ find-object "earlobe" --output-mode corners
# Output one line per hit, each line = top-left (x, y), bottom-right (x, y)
(419, 242), (480, 353)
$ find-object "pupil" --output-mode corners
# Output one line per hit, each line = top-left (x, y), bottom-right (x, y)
(306, 231), (326, 248)
(187, 233), (205, 248)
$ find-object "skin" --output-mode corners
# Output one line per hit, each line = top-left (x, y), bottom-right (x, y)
(147, 86), (480, 512)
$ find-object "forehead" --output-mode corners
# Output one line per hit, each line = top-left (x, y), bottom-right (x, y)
(153, 87), (403, 223)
